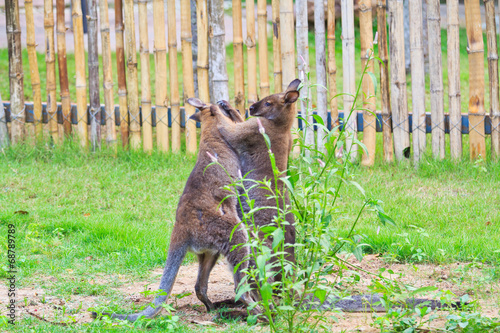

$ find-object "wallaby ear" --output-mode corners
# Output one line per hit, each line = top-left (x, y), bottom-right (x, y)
(285, 79), (301, 92)
(284, 90), (300, 104)
(189, 111), (202, 122)
(187, 98), (206, 109)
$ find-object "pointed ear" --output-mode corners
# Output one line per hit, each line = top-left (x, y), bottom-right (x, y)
(284, 90), (299, 104)
(187, 98), (206, 109)
(285, 79), (301, 92)
(189, 112), (202, 122)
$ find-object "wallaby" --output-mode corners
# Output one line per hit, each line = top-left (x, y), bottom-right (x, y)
(213, 79), (301, 268)
(214, 82), (465, 313)
(93, 99), (256, 321)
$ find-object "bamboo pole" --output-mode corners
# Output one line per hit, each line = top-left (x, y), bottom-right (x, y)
(233, 0), (246, 111)
(123, 0), (141, 149)
(139, 0), (152, 152)
(56, 0), (71, 137)
(315, 0), (327, 152)
(168, 0), (181, 152)
(72, 0), (87, 147)
(44, 0), (59, 143)
(409, 0), (426, 163)
(447, 0), (462, 160)
(87, 0), (101, 150)
(6, 0), (24, 144)
(247, 0), (258, 105)
(0, 93), (8, 148)
(341, 0), (357, 160)
(115, 0), (129, 148)
(257, 0), (270, 97)
(377, 0), (393, 162)
(181, 0), (198, 153)
(427, 0), (445, 159)
(191, 0), (198, 97)
(327, 0), (338, 131)
(197, 0), (210, 103)
(388, 0), (409, 161)
(208, 0), (229, 102)
(26, 0), (43, 142)
(465, 0), (486, 159)
(153, 0), (170, 152)
(100, 0), (116, 146)
(272, 0), (282, 92)
(280, 0), (295, 93)
(296, 0), (312, 149)
(359, 0), (376, 166)
(485, 0), (500, 159)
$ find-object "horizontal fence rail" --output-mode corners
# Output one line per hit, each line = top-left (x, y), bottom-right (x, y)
(2, 101), (497, 135)
(1, 0), (500, 163)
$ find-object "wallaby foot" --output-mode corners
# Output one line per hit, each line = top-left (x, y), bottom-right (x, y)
(212, 298), (244, 309)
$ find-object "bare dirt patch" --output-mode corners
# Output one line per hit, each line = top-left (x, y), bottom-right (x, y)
(1, 256), (498, 331)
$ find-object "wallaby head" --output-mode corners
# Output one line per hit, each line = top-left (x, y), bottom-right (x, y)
(248, 79), (301, 122)
(188, 98), (243, 123)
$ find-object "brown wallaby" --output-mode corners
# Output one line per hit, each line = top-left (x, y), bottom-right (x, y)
(213, 79), (302, 269)
(93, 99), (256, 321)
(214, 83), (466, 314)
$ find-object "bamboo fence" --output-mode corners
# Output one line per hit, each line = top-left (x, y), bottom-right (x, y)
(1, 0), (499, 164)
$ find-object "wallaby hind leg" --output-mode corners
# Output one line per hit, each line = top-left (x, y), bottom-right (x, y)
(195, 252), (220, 312)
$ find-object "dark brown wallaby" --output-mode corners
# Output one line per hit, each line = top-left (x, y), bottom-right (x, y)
(93, 99), (256, 321)
(213, 79), (301, 269)
(215, 82), (466, 314)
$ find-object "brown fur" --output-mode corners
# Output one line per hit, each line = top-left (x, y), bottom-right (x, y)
(213, 79), (301, 267)
(94, 99), (255, 321)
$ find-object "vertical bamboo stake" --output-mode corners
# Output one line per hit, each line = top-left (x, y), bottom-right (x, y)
(44, 0), (59, 143)
(272, 0), (282, 92)
(6, 0), (24, 144)
(208, 0), (229, 102)
(427, 0), (445, 159)
(485, 0), (500, 159)
(257, 0), (270, 97)
(168, 0), (181, 152)
(139, 0), (152, 152)
(280, 0), (295, 92)
(359, 0), (376, 166)
(447, 0), (462, 160)
(153, 0), (170, 152)
(388, 0), (409, 161)
(56, 0), (71, 137)
(115, 0), (129, 148)
(342, 0), (357, 160)
(377, 0), (393, 162)
(409, 0), (426, 163)
(26, 0), (43, 141)
(233, 0), (245, 110)
(87, 0), (101, 150)
(124, 0), (141, 149)
(100, 0), (116, 146)
(296, 0), (312, 149)
(191, 0), (199, 97)
(315, 0), (327, 152)
(327, 0), (338, 130)
(465, 0), (486, 159)
(0, 93), (8, 148)
(247, 0), (258, 105)
(181, 0), (197, 153)
(72, 0), (87, 147)
(197, 0), (210, 102)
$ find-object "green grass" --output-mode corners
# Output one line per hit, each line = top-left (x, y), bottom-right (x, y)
(0, 26), (493, 115)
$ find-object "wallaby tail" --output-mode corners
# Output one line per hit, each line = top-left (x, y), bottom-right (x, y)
(92, 244), (187, 322)
(303, 294), (465, 313)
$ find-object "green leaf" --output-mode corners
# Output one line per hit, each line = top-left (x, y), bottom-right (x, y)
(314, 288), (327, 303)
(378, 211), (396, 226)
(260, 283), (273, 301)
(272, 228), (284, 250)
(234, 283), (251, 302)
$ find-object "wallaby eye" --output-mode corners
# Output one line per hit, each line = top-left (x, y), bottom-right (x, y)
(265, 101), (271, 107)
